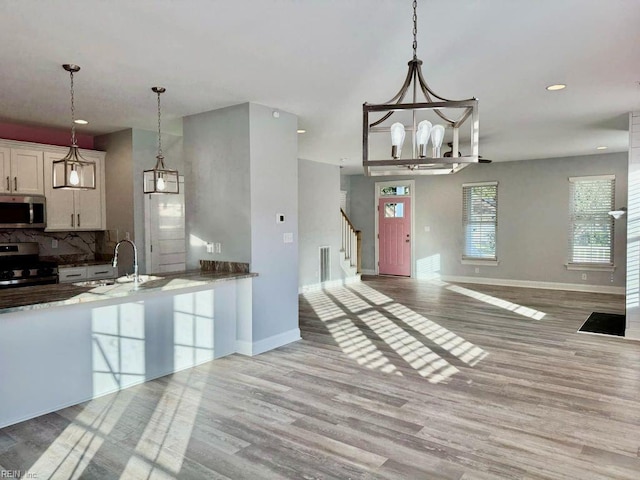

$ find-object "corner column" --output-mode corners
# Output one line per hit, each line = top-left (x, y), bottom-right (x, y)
(626, 112), (640, 339)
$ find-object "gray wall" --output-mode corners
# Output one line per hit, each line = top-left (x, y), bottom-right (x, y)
(340, 172), (351, 216)
(249, 104), (299, 341)
(347, 152), (628, 287)
(183, 104), (251, 266)
(183, 102), (299, 344)
(299, 159), (344, 288)
(95, 129), (134, 272)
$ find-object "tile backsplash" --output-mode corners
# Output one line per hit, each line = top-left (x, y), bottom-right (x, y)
(0, 230), (96, 263)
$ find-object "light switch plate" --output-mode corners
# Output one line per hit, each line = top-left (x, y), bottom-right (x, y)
(283, 232), (293, 243)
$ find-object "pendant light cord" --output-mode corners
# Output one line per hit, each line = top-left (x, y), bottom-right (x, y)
(412, 0), (418, 59)
(157, 90), (163, 159)
(70, 70), (77, 146)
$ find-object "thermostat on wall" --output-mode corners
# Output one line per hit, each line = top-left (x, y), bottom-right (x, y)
(276, 213), (285, 223)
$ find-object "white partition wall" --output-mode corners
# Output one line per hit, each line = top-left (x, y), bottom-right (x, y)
(626, 112), (640, 340)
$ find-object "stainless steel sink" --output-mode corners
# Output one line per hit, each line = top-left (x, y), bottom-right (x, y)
(73, 279), (116, 287)
(115, 274), (160, 284)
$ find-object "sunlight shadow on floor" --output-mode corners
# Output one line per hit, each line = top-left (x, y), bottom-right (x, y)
(384, 303), (488, 366)
(304, 290), (401, 376)
(25, 393), (134, 479)
(446, 284), (546, 320)
(358, 310), (459, 383)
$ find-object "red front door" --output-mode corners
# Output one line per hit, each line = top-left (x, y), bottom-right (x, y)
(378, 197), (411, 276)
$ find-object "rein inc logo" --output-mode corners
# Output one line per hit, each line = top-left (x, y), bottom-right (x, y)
(1, 472), (38, 479)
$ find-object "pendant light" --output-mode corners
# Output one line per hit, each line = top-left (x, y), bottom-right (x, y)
(362, 0), (480, 176)
(53, 64), (96, 189)
(143, 87), (179, 194)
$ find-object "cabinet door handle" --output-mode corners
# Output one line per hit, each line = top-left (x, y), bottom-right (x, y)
(5, 176), (9, 191)
(13, 177), (17, 191)
(94, 270), (109, 275)
(77, 214), (80, 228)
(71, 214), (74, 228)
(66, 273), (82, 278)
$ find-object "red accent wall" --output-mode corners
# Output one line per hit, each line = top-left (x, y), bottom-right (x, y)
(0, 122), (94, 149)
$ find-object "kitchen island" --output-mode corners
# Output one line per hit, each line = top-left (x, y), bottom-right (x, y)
(0, 270), (256, 428)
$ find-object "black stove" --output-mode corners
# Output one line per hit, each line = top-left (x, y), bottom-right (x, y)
(0, 242), (58, 288)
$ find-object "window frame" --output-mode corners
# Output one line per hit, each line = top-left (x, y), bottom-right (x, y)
(567, 175), (615, 270)
(462, 181), (498, 263)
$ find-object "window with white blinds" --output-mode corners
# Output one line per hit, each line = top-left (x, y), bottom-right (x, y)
(462, 182), (498, 260)
(568, 175), (615, 265)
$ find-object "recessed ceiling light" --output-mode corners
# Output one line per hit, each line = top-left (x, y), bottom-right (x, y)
(546, 84), (566, 91)
(74, 119), (88, 125)
(297, 129), (306, 134)
(596, 146), (608, 150)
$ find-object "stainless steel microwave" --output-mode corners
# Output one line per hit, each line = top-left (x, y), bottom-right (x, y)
(0, 195), (46, 229)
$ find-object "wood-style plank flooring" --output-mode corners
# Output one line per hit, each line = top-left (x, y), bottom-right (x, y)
(1, 276), (639, 479)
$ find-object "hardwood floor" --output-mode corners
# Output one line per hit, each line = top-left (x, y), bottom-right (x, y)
(1, 276), (638, 479)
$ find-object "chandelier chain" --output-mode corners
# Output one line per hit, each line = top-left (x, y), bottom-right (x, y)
(412, 0), (418, 58)
(70, 71), (76, 146)
(157, 90), (163, 157)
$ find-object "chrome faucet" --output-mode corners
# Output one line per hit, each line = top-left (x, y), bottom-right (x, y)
(112, 239), (139, 283)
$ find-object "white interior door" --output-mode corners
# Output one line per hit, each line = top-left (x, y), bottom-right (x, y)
(145, 177), (186, 273)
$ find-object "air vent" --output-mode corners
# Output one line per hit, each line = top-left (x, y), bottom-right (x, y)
(319, 246), (330, 283)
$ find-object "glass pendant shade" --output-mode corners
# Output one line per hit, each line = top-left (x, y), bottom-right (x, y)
(144, 86), (179, 194)
(416, 120), (432, 158)
(390, 122), (406, 159)
(144, 156), (179, 194)
(430, 124), (445, 158)
(55, 64), (96, 190)
(53, 146), (96, 189)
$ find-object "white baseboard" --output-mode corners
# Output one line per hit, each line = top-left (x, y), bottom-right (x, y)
(298, 275), (361, 294)
(361, 269), (376, 275)
(440, 275), (625, 295)
(625, 326), (640, 341)
(236, 328), (301, 356)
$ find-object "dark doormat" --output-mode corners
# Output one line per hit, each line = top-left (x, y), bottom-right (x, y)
(578, 312), (625, 337)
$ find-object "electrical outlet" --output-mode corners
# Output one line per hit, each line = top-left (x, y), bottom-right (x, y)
(475, 267), (480, 274)
(215, 242), (221, 253)
(581, 273), (587, 280)
(206, 243), (214, 253)
(51, 239), (58, 249)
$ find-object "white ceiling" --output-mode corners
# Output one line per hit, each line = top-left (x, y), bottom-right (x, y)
(0, 0), (639, 174)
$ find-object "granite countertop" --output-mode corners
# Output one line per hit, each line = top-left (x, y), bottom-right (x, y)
(56, 260), (114, 268)
(0, 270), (257, 315)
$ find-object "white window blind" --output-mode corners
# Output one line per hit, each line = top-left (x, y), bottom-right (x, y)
(568, 175), (615, 265)
(463, 182), (498, 260)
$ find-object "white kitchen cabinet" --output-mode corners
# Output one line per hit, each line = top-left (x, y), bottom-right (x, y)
(43, 151), (106, 231)
(58, 266), (87, 283)
(86, 264), (116, 280)
(0, 147), (44, 195)
(58, 264), (116, 283)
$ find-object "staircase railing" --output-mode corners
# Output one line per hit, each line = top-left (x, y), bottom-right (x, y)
(340, 209), (361, 273)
